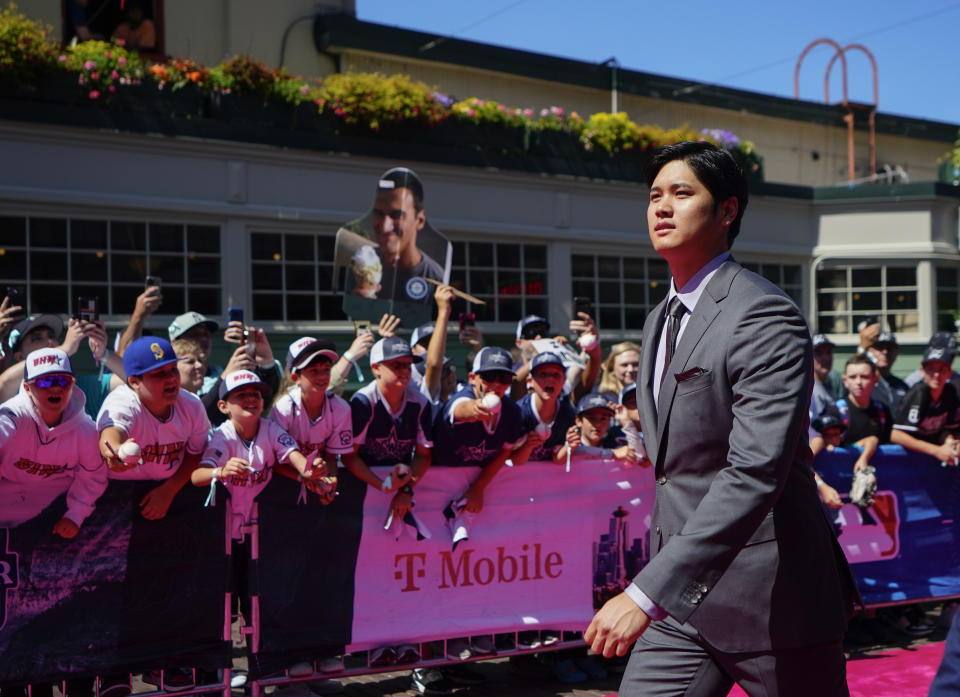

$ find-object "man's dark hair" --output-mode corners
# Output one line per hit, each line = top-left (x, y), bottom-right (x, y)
(645, 141), (749, 247)
(378, 167), (424, 213)
(845, 353), (877, 374)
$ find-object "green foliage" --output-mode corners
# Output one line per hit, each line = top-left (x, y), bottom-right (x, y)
(318, 72), (446, 130)
(147, 57), (208, 91)
(64, 39), (143, 100)
(580, 112), (643, 153)
(451, 98), (528, 128)
(208, 55), (275, 98)
(0, 3), (59, 85)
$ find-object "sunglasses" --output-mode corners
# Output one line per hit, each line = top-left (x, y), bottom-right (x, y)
(479, 371), (513, 385)
(521, 325), (548, 340)
(32, 374), (73, 389)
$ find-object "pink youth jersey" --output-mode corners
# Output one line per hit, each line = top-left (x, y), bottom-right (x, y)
(269, 386), (354, 459)
(201, 418), (297, 539)
(0, 389), (107, 527)
(97, 385), (210, 481)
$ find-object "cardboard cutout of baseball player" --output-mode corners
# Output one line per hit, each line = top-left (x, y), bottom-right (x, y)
(334, 167), (452, 328)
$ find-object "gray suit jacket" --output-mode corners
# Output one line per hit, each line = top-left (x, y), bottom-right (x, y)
(634, 258), (858, 653)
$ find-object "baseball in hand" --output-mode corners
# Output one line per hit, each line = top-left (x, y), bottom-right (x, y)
(481, 393), (501, 413)
(118, 440), (142, 465)
(394, 463), (411, 479)
(535, 423), (552, 439)
(578, 333), (599, 351)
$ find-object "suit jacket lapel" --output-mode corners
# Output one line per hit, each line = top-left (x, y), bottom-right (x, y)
(654, 258), (741, 466)
(640, 297), (667, 459)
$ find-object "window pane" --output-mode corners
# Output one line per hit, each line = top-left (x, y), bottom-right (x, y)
(71, 219), (107, 248)
(783, 265), (802, 286)
(598, 256), (620, 278)
(189, 287), (220, 316)
(571, 255), (594, 277)
(523, 245), (546, 269)
(316, 234), (336, 263)
(112, 254), (147, 283)
(572, 280), (594, 299)
(317, 265), (333, 289)
(624, 307), (646, 330)
(286, 264), (315, 291)
(851, 268), (881, 288)
(622, 257), (645, 278)
(253, 293), (284, 321)
(112, 222), (146, 250)
(251, 233), (281, 261)
(149, 224), (183, 252)
(525, 298), (547, 318)
(0, 216), (26, 246)
(160, 286), (185, 314)
(150, 255), (185, 284)
(598, 281), (620, 304)
(71, 251), (109, 281)
(32, 284), (67, 314)
(187, 225), (220, 253)
(851, 291), (881, 311)
(761, 266), (780, 284)
(498, 270), (522, 296)
(818, 292), (847, 313)
(886, 267), (916, 287)
(452, 241), (466, 267)
(318, 294), (345, 321)
(286, 295), (315, 320)
(252, 263), (282, 290)
(498, 297), (523, 322)
(525, 271), (546, 297)
(31, 251), (67, 279)
(31, 218), (67, 248)
(818, 315), (846, 334)
(649, 280), (668, 304)
(496, 244), (521, 268)
(599, 307), (622, 330)
(285, 234), (315, 261)
(470, 243), (494, 267)
(938, 291), (959, 314)
(887, 290), (916, 310)
(937, 266), (958, 288)
(0, 250), (26, 279)
(469, 270), (494, 296)
(187, 257), (220, 284)
(889, 312), (918, 334)
(817, 269), (846, 288)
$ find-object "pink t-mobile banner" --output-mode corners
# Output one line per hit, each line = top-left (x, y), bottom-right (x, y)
(348, 459), (656, 652)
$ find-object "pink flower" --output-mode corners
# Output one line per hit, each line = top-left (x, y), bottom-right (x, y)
(523, 108), (533, 117)
(300, 85), (308, 95)
(90, 72), (99, 79)
(540, 108), (549, 117)
(497, 103), (506, 111)
(551, 106), (564, 116)
(111, 70), (119, 79)
(467, 108), (475, 117)
(475, 99), (486, 106)
(104, 51), (112, 59)
(84, 60), (96, 71)
(109, 85), (116, 93)
(58, 54), (66, 62)
(78, 75), (86, 85)
(89, 90), (100, 99)
(118, 56), (126, 65)
(116, 38), (126, 46)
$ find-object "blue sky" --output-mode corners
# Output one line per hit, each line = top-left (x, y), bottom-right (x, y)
(357, 0), (960, 127)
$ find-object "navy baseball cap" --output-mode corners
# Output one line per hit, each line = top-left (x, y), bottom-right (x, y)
(516, 315), (549, 340)
(530, 351), (564, 373)
(577, 393), (615, 416)
(472, 346), (515, 374)
(219, 369), (272, 400)
(8, 314), (63, 352)
(123, 336), (180, 377)
(286, 337), (338, 373)
(370, 337), (423, 365)
(873, 331), (897, 347)
(922, 331), (957, 365)
(813, 409), (846, 435)
(812, 334), (835, 350)
(410, 322), (434, 348)
(620, 382), (637, 404)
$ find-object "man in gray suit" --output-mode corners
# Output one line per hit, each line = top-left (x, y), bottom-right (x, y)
(585, 142), (858, 697)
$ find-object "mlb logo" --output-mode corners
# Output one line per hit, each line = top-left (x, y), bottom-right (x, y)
(835, 491), (900, 564)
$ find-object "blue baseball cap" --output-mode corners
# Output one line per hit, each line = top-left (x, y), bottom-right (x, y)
(516, 315), (549, 340)
(410, 322), (434, 348)
(370, 337), (423, 365)
(8, 315), (63, 352)
(123, 336), (180, 377)
(577, 393), (615, 416)
(620, 382), (637, 404)
(530, 351), (565, 373)
(472, 346), (515, 374)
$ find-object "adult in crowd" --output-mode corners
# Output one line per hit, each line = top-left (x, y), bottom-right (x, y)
(813, 333), (844, 401)
(596, 341), (641, 403)
(171, 338), (207, 395)
(111, 0), (156, 51)
(586, 141), (857, 696)
(867, 331), (908, 413)
(511, 313), (601, 403)
(808, 333), (838, 441)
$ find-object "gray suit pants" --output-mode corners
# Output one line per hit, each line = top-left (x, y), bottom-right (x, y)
(618, 616), (849, 697)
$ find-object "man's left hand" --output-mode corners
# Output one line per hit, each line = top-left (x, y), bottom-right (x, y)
(585, 592), (652, 658)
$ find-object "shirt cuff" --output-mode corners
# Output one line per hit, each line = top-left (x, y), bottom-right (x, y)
(624, 583), (668, 621)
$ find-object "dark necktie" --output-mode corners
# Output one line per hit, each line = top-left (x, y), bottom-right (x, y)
(660, 296), (687, 388)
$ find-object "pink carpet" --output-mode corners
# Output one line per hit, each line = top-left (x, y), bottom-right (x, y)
(726, 641), (945, 697)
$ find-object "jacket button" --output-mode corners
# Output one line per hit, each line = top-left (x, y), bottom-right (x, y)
(655, 526), (661, 535)
(656, 476), (667, 485)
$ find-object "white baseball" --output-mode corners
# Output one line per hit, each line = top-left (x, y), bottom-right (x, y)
(393, 463), (411, 479)
(481, 393), (501, 413)
(118, 440), (142, 464)
(578, 333), (599, 351)
(535, 423), (552, 439)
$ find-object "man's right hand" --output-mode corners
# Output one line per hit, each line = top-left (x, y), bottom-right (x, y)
(224, 345), (255, 374)
(585, 592), (652, 658)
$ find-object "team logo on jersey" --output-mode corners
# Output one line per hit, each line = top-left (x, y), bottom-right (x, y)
(151, 342), (164, 360)
(339, 430), (352, 446)
(405, 277), (429, 302)
(0, 529), (20, 630)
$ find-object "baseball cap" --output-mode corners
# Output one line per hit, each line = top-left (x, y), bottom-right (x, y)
(620, 382), (637, 404)
(8, 315), (63, 352)
(516, 315), (549, 340)
(123, 336), (180, 377)
(811, 334), (835, 350)
(23, 348), (73, 381)
(219, 370), (272, 400)
(472, 346), (515, 374)
(873, 331), (897, 347)
(812, 408), (846, 435)
(370, 337), (423, 365)
(286, 337), (338, 373)
(922, 331), (957, 365)
(168, 311), (218, 341)
(378, 167), (424, 207)
(410, 322), (434, 348)
(577, 393), (615, 416)
(530, 351), (565, 373)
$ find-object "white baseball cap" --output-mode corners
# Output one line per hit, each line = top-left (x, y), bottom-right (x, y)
(23, 348), (73, 381)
